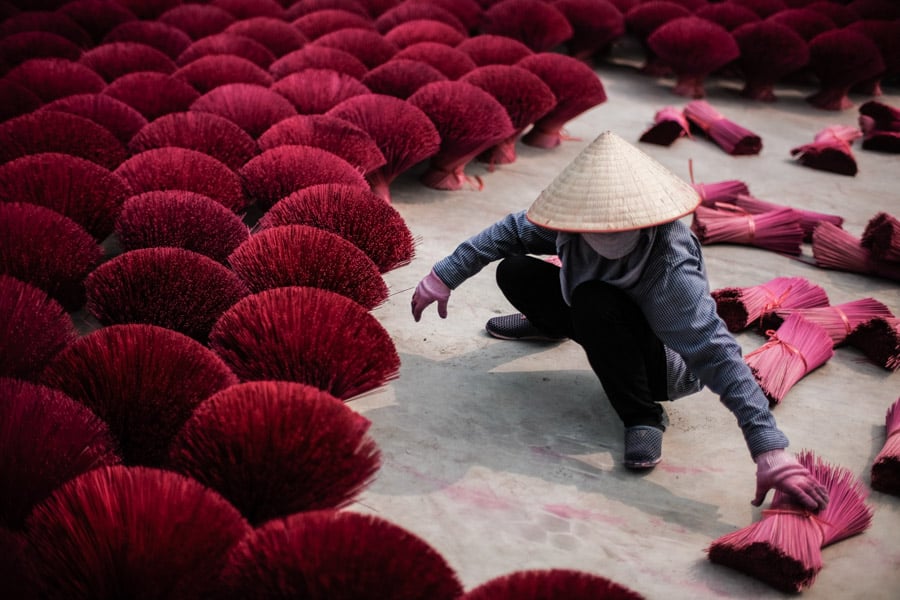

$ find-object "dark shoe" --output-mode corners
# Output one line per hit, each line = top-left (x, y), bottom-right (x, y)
(624, 426), (663, 470)
(485, 313), (567, 342)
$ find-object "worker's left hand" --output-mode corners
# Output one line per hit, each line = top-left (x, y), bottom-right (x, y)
(752, 449), (829, 511)
(411, 269), (451, 321)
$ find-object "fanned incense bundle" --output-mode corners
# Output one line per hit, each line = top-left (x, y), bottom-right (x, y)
(743, 314), (835, 405)
(173, 54), (275, 93)
(711, 275), (830, 333)
(812, 222), (900, 282)
(684, 100), (762, 155)
(639, 106), (690, 146)
(0, 31), (82, 67)
(858, 100), (900, 153)
(223, 17), (307, 57)
(269, 45), (368, 80)
(846, 317), (900, 371)
(761, 298), (895, 346)
(271, 68), (371, 114)
(39, 93), (148, 146)
(159, 4), (237, 40)
(190, 82), (296, 138)
(79, 41), (177, 82)
(871, 397), (900, 495)
(361, 58), (448, 99)
(790, 125), (861, 176)
(708, 450), (873, 593)
(461, 569), (644, 599)
(103, 71), (201, 121)
(102, 20), (193, 59)
(862, 212), (900, 262)
(691, 204), (803, 255)
(4, 58), (105, 102)
(384, 19), (466, 49)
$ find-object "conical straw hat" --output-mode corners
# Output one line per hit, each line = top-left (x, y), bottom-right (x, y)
(526, 131), (700, 232)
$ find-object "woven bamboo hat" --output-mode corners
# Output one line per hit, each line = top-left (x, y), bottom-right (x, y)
(526, 131), (700, 232)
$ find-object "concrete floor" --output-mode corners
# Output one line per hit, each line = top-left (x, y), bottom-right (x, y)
(350, 55), (900, 598)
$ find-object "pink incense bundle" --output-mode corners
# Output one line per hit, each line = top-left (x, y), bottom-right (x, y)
(552, 0), (626, 61)
(725, 193), (843, 243)
(683, 100), (762, 155)
(711, 275), (830, 333)
(760, 298), (895, 347)
(284, 0), (373, 20)
(846, 317), (900, 371)
(691, 204), (804, 255)
(862, 212), (900, 263)
(223, 17), (307, 58)
(871, 397), (900, 495)
(375, 2), (467, 35)
(57, 0), (138, 43)
(624, 1), (692, 75)
(0, 110), (128, 171)
(639, 106), (690, 146)
(293, 9), (377, 41)
(384, 19), (467, 49)
(327, 93), (441, 202)
(0, 152), (133, 241)
(0, 80), (42, 124)
(257, 114), (386, 176)
(361, 58), (448, 99)
(858, 100), (900, 153)
(517, 52), (607, 149)
(102, 20), (193, 59)
(270, 45), (368, 81)
(271, 69), (371, 115)
(115, 147), (248, 213)
(0, 31), (83, 68)
(407, 80), (515, 190)
(708, 450), (873, 593)
(392, 41), (478, 79)
(692, 179), (750, 205)
(805, 29), (885, 111)
(190, 82), (297, 139)
(694, 3), (761, 32)
(790, 125), (862, 177)
(159, 3), (237, 40)
(479, 0), (574, 53)
(461, 568), (644, 599)
(811, 221), (900, 282)
(79, 41), (177, 82)
(173, 54), (275, 93)
(455, 34), (534, 67)
(459, 64), (557, 166)
(103, 70), (201, 121)
(214, 0), (286, 19)
(731, 20), (809, 102)
(646, 17), (740, 99)
(115, 191), (250, 265)
(744, 314), (834, 405)
(3, 58), (105, 103)
(311, 27), (399, 69)
(767, 7), (836, 42)
(38, 93), (148, 146)
(128, 110), (259, 171)
(175, 33), (277, 69)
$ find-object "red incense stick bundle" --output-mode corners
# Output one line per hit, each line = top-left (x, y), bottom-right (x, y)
(691, 204), (803, 255)
(684, 100), (762, 155)
(871, 397), (900, 495)
(727, 193), (843, 242)
(708, 450), (873, 593)
(711, 275), (830, 333)
(811, 222), (900, 282)
(639, 106), (691, 146)
(692, 179), (750, 205)
(845, 317), (900, 371)
(862, 212), (900, 262)
(761, 298), (895, 346)
(790, 125), (861, 176)
(744, 313), (834, 405)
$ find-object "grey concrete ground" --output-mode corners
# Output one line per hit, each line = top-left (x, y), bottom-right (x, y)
(349, 53), (900, 598)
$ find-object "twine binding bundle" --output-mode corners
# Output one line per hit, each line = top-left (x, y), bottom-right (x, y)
(684, 100), (762, 155)
(692, 179), (750, 205)
(691, 204), (803, 255)
(760, 298), (895, 347)
(725, 193), (844, 243)
(858, 100), (900, 153)
(712, 275), (830, 333)
(708, 450), (873, 593)
(639, 106), (691, 146)
(790, 125), (861, 177)
(861, 212), (900, 262)
(871, 396), (900, 496)
(743, 314), (835, 405)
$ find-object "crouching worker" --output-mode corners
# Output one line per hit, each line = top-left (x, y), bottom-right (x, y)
(410, 131), (828, 512)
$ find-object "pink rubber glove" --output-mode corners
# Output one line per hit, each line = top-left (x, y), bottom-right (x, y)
(411, 269), (451, 322)
(752, 449), (829, 511)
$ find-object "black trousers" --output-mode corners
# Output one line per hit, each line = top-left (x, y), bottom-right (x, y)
(495, 255), (670, 429)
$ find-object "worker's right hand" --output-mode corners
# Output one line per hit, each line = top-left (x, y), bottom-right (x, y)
(411, 269), (451, 322)
(752, 449), (829, 512)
